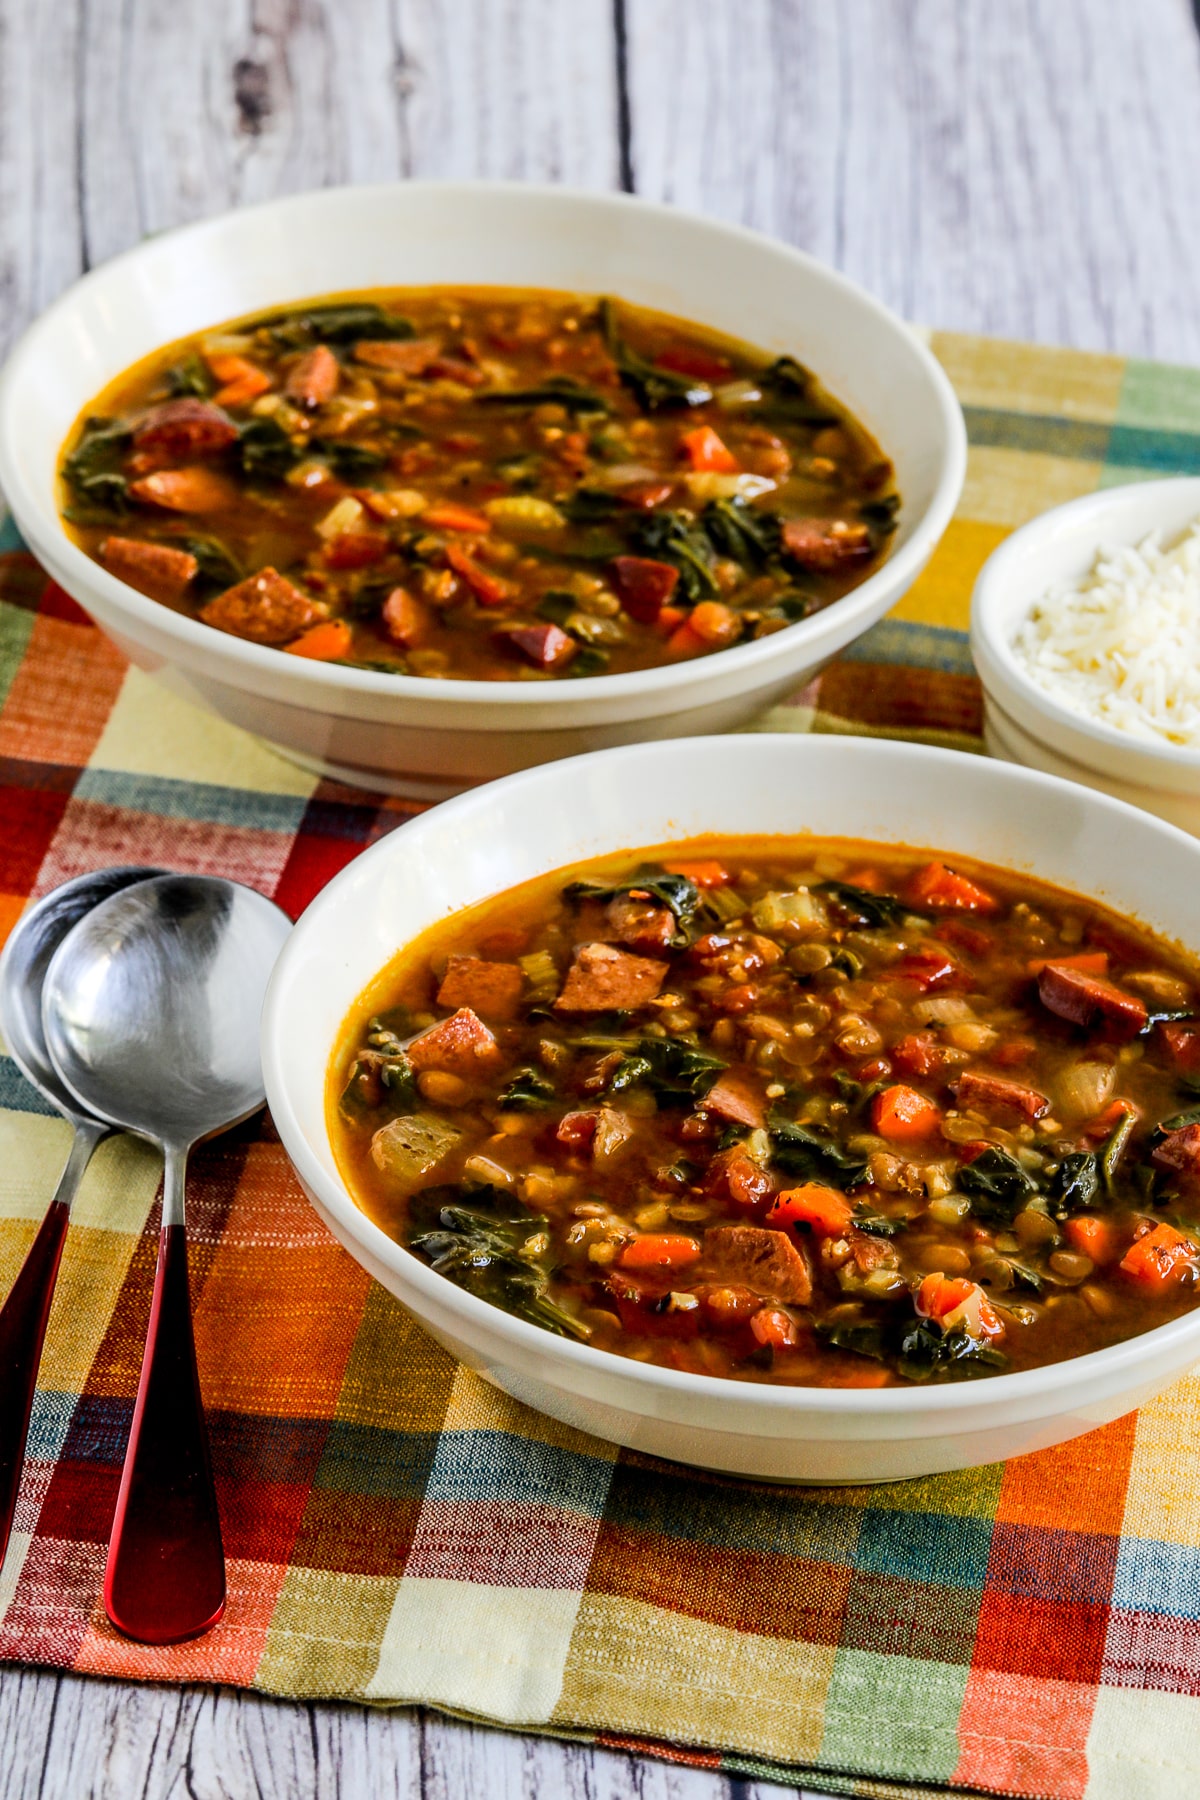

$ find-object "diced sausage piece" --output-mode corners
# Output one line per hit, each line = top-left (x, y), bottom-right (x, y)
(436, 955), (524, 1021)
(1160, 1022), (1200, 1076)
(1152, 1123), (1200, 1188)
(100, 535), (198, 603)
(702, 1067), (766, 1130)
(554, 942), (668, 1013)
(353, 337), (442, 373)
(557, 1111), (598, 1151)
(956, 1069), (1050, 1122)
(406, 1007), (503, 1079)
(132, 398), (238, 461)
(382, 586), (432, 648)
(498, 623), (576, 669)
(605, 893), (676, 953)
(1038, 962), (1148, 1041)
(200, 567), (325, 645)
(284, 344), (340, 408)
(370, 1113), (462, 1183)
(702, 1225), (812, 1306)
(609, 555), (680, 623)
(324, 532), (390, 570)
(703, 1146), (774, 1210)
(781, 517), (872, 570)
(128, 467), (237, 513)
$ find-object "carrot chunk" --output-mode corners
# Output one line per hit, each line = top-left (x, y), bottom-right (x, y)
(750, 1307), (800, 1350)
(619, 1234), (702, 1272)
(421, 503), (492, 535)
(1120, 1221), (1196, 1285)
(1064, 1215), (1122, 1265)
(667, 622), (707, 657)
(871, 1084), (943, 1141)
(662, 859), (731, 888)
(687, 600), (741, 646)
(767, 1183), (853, 1237)
(906, 861), (1000, 914)
(444, 544), (513, 607)
(680, 425), (737, 472)
(916, 1272), (976, 1320)
(284, 619), (352, 661)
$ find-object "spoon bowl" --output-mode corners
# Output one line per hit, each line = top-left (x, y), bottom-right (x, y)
(42, 873), (291, 1643)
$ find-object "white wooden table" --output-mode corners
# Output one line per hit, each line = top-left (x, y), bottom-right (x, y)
(4, 2), (1200, 1794)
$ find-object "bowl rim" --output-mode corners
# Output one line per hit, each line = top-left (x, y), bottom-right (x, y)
(971, 474), (1200, 772)
(0, 178), (966, 713)
(261, 729), (1200, 1418)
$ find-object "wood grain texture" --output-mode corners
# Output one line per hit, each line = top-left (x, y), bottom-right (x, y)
(5, 0), (1200, 1794)
(625, 0), (1200, 361)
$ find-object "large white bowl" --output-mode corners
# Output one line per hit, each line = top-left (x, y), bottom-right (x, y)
(262, 733), (1200, 1484)
(0, 182), (964, 798)
(972, 477), (1200, 835)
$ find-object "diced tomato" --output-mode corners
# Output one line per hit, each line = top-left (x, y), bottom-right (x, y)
(907, 861), (1000, 914)
(891, 1033), (959, 1079)
(956, 1140), (992, 1165)
(916, 1273), (1003, 1340)
(767, 1184), (853, 1237)
(284, 619), (352, 661)
(703, 1146), (774, 1213)
(711, 982), (760, 1013)
(680, 425), (737, 472)
(607, 1274), (699, 1339)
(422, 503), (492, 534)
(556, 1111), (599, 1151)
(872, 1085), (943, 1141)
(1160, 1022), (1200, 1076)
(655, 344), (732, 383)
(610, 555), (679, 623)
(1152, 1122), (1200, 1188)
(663, 859), (731, 888)
(324, 531), (390, 570)
(1064, 1215), (1123, 1265)
(956, 1069), (1050, 1122)
(1038, 962), (1148, 1041)
(749, 1307), (800, 1351)
(915, 1272), (976, 1320)
(1120, 1221), (1197, 1285)
(990, 1037), (1036, 1068)
(444, 544), (513, 607)
(895, 948), (963, 992)
(940, 921), (994, 958)
(620, 1234), (702, 1272)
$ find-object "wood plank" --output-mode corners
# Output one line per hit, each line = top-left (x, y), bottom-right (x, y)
(624, 0), (1200, 363)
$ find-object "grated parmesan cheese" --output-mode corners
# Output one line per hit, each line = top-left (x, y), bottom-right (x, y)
(1011, 518), (1200, 748)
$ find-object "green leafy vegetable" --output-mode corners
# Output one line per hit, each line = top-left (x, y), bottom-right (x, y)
(897, 1318), (1008, 1382)
(599, 298), (713, 412)
(609, 1036), (727, 1104)
(163, 352), (213, 398)
(851, 1204), (901, 1238)
(564, 646), (611, 678)
(700, 496), (781, 568)
(860, 494), (901, 532)
(560, 488), (625, 524)
(311, 438), (390, 479)
(815, 881), (908, 929)
(407, 1183), (589, 1340)
(1050, 1152), (1100, 1217)
(177, 535), (242, 588)
(1160, 1105), (1200, 1132)
(1101, 1109), (1138, 1194)
(630, 510), (719, 601)
(478, 377), (610, 414)
(563, 867), (702, 941)
(265, 303), (415, 347)
(237, 415), (302, 478)
(497, 1068), (557, 1111)
(61, 416), (134, 514)
(959, 1146), (1038, 1223)
(768, 1112), (870, 1190)
(816, 1318), (888, 1360)
(536, 591), (577, 626)
(758, 355), (839, 426)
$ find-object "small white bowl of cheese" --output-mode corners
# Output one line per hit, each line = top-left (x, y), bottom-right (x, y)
(971, 476), (1200, 835)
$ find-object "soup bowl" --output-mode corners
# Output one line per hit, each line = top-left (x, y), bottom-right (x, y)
(262, 733), (1200, 1483)
(0, 182), (964, 799)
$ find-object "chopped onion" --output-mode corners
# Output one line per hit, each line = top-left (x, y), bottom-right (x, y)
(1055, 1060), (1116, 1122)
(715, 379), (763, 409)
(594, 462), (661, 488)
(913, 996), (975, 1026)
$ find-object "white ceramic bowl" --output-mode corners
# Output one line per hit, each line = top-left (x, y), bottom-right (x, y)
(262, 732), (1200, 1484)
(972, 476), (1200, 834)
(0, 182), (964, 799)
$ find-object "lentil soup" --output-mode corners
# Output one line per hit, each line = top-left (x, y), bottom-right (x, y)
(58, 289), (897, 681)
(329, 838), (1200, 1388)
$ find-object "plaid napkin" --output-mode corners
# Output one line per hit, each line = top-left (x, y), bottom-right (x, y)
(3, 330), (1200, 1800)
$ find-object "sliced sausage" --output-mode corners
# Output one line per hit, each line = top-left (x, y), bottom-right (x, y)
(353, 338), (442, 373)
(1038, 962), (1148, 1041)
(701, 1067), (766, 1130)
(200, 567), (325, 645)
(406, 1007), (503, 1079)
(702, 1225), (812, 1306)
(132, 398), (238, 461)
(435, 955), (524, 1021)
(99, 536), (198, 603)
(956, 1069), (1050, 1123)
(284, 344), (340, 408)
(554, 942), (668, 1013)
(781, 517), (872, 570)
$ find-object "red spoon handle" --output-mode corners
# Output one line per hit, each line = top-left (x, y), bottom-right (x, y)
(103, 1219), (225, 1643)
(0, 1120), (103, 1567)
(0, 1200), (69, 1560)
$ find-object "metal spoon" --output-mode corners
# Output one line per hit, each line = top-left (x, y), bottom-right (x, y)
(0, 866), (167, 1568)
(41, 874), (291, 1644)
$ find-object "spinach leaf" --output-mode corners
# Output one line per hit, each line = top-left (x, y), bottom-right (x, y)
(1101, 1108), (1138, 1194)
(958, 1146), (1038, 1222)
(564, 646), (611, 678)
(265, 303), (415, 347)
(832, 1070), (888, 1111)
(630, 510), (719, 601)
(1161, 1105), (1200, 1132)
(815, 880), (908, 929)
(177, 535), (242, 588)
(563, 867), (702, 940)
(560, 488), (625, 524)
(237, 415), (302, 478)
(1050, 1152), (1100, 1217)
(768, 1112), (870, 1190)
(860, 494), (901, 532)
(851, 1204), (901, 1238)
(897, 1318), (1008, 1383)
(478, 377), (610, 414)
(610, 1036), (726, 1104)
(700, 496), (781, 568)
(600, 299), (713, 412)
(164, 351), (213, 398)
(62, 417), (134, 513)
(497, 1068), (557, 1111)
(816, 1318), (888, 1360)
(311, 438), (390, 479)
(758, 355), (840, 426)
(536, 591), (577, 626)
(407, 1183), (589, 1340)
